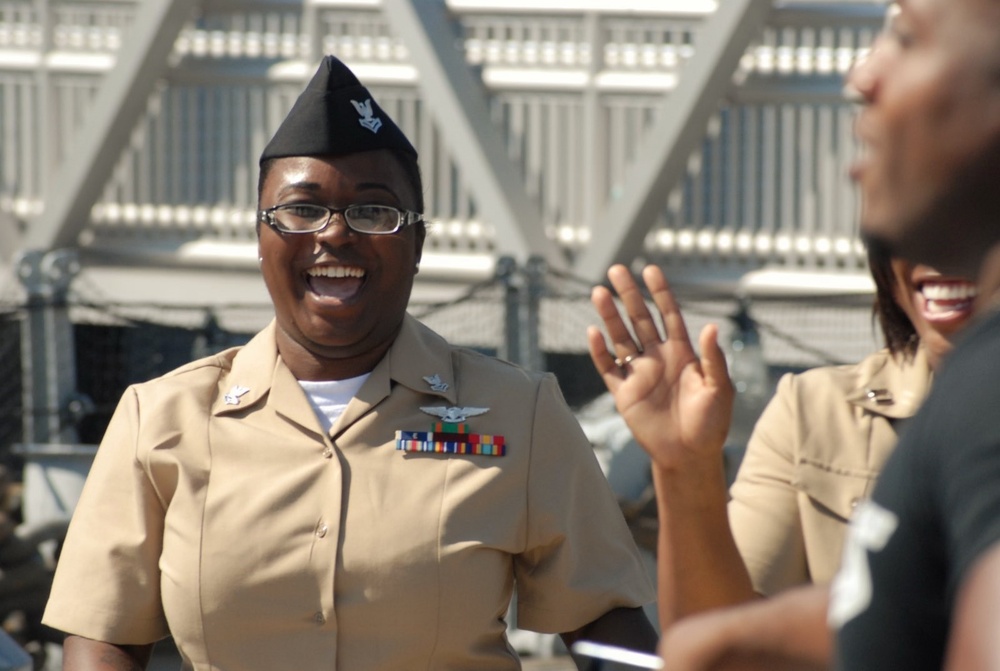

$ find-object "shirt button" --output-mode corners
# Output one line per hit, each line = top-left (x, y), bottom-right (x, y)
(322, 447), (334, 459)
(316, 522), (328, 538)
(314, 611), (325, 625)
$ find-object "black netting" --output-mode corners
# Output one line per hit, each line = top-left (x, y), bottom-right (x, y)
(73, 323), (252, 444)
(1, 265), (880, 444)
(0, 315), (22, 458)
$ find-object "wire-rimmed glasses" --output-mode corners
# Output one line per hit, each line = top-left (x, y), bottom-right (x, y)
(258, 203), (422, 235)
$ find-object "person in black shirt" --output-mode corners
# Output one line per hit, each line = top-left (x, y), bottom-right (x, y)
(829, 0), (1000, 668)
(590, 0), (1000, 668)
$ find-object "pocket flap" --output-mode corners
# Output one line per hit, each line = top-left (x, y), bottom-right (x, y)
(794, 459), (877, 522)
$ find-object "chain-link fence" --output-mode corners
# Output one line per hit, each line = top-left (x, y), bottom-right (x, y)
(0, 263), (882, 456)
(0, 313), (22, 465)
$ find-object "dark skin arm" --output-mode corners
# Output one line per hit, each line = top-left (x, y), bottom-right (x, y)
(589, 265), (751, 626)
(561, 606), (659, 668)
(63, 635), (153, 671)
(944, 542), (1000, 671)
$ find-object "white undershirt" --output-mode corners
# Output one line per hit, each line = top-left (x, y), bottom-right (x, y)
(298, 374), (370, 433)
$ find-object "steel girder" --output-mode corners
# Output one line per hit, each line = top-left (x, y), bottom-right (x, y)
(573, 0), (774, 282)
(380, 0), (567, 271)
(24, 0), (198, 252)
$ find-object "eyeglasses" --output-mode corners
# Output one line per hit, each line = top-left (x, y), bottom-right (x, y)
(258, 203), (422, 235)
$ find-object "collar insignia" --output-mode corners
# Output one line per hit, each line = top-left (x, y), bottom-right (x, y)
(350, 98), (383, 134)
(224, 385), (251, 406)
(422, 374), (449, 393)
(864, 388), (894, 405)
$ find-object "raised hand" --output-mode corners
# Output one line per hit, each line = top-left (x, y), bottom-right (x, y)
(587, 264), (735, 470)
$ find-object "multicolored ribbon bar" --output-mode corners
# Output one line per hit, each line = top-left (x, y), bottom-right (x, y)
(434, 421), (466, 433)
(395, 430), (506, 456)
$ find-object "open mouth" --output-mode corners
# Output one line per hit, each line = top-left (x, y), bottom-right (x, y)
(305, 265), (366, 302)
(916, 279), (978, 323)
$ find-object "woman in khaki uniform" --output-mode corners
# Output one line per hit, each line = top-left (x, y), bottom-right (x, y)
(731, 245), (974, 593)
(42, 56), (656, 670)
(730, 306), (931, 592)
(586, 242), (976, 629)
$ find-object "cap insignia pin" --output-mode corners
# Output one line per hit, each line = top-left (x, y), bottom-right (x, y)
(224, 385), (251, 406)
(350, 98), (382, 134)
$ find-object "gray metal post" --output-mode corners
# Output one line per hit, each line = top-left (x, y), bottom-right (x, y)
(33, 0), (54, 178)
(497, 255), (546, 371)
(496, 256), (521, 365)
(581, 12), (607, 230)
(303, 0), (322, 64)
(17, 250), (82, 444)
(523, 256), (546, 372)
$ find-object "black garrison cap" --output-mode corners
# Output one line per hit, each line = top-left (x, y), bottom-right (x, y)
(259, 55), (417, 164)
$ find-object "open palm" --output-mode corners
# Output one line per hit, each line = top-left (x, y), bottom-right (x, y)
(587, 264), (735, 470)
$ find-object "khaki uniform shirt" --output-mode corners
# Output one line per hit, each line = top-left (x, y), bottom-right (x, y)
(729, 347), (932, 594)
(43, 316), (653, 670)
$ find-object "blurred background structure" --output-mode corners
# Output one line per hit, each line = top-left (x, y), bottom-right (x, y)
(0, 0), (886, 666)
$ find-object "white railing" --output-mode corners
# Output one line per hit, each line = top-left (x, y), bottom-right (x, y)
(0, 1), (884, 276)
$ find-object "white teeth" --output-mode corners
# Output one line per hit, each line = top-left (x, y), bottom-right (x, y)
(306, 266), (365, 279)
(921, 282), (978, 301)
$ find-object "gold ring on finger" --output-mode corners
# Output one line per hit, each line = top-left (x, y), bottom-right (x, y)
(615, 353), (640, 367)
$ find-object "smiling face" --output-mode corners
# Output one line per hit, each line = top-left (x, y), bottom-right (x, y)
(257, 150), (425, 380)
(848, 0), (1000, 276)
(890, 259), (978, 368)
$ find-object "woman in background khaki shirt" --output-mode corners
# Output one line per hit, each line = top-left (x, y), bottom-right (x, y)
(586, 241), (976, 630)
(730, 243), (973, 593)
(42, 55), (656, 670)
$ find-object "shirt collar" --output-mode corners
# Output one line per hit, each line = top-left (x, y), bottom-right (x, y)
(212, 315), (457, 424)
(381, 314), (457, 405)
(845, 345), (933, 419)
(212, 322), (324, 433)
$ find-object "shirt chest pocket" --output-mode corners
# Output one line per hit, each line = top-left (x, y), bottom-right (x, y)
(794, 459), (879, 523)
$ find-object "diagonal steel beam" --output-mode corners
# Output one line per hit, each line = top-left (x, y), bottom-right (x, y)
(574, 0), (772, 282)
(379, 0), (566, 271)
(25, 0), (198, 251)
